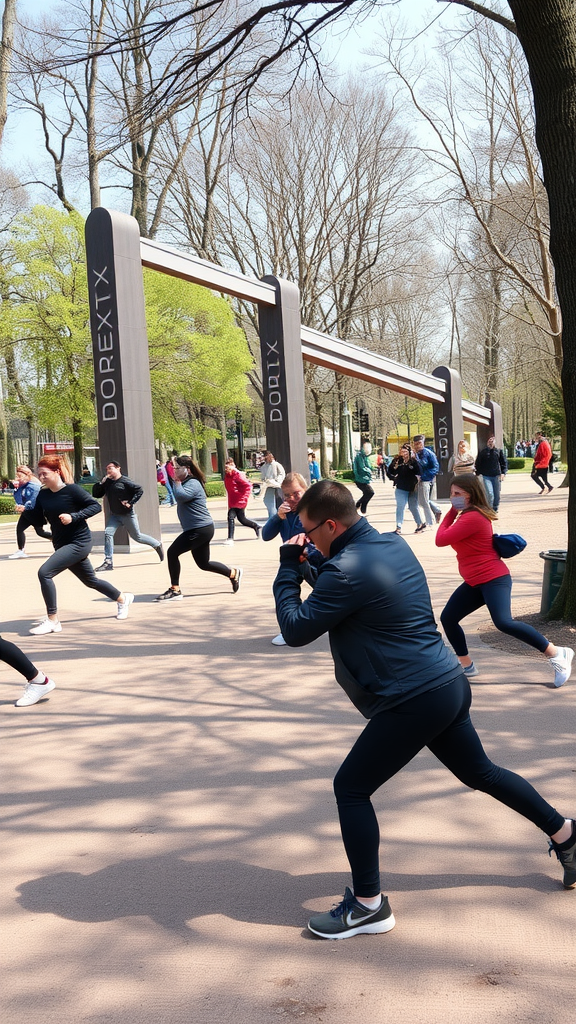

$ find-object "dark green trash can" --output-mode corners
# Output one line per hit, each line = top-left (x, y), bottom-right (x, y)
(539, 550), (567, 614)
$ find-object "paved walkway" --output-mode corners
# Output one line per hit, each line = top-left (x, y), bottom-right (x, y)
(1, 473), (574, 1024)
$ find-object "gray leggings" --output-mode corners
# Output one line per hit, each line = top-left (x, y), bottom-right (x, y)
(38, 542), (121, 615)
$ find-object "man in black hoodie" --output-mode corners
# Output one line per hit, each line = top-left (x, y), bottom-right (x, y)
(93, 462), (163, 571)
(474, 435), (507, 511)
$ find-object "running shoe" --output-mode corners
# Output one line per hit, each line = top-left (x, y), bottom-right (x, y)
(549, 820), (576, 888)
(29, 618), (62, 635)
(463, 662), (479, 678)
(307, 887), (396, 940)
(116, 593), (134, 619)
(271, 634), (286, 646)
(94, 560), (114, 572)
(549, 647), (574, 688)
(155, 545), (165, 562)
(231, 568), (243, 593)
(8, 549), (27, 559)
(15, 677), (56, 707)
(155, 588), (183, 601)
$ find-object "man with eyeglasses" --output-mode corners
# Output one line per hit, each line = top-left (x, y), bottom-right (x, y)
(272, 479), (576, 940)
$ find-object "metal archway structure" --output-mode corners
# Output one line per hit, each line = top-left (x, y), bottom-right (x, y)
(85, 208), (500, 541)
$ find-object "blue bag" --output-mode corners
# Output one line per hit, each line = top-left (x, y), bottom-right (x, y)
(493, 533), (527, 558)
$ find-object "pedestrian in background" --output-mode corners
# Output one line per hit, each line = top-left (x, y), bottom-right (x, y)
(475, 436), (507, 512)
(531, 431), (554, 494)
(386, 444), (423, 534)
(448, 439), (475, 479)
(308, 450), (321, 483)
(353, 442), (375, 515)
(93, 461), (164, 571)
(413, 434), (442, 527)
(260, 450), (285, 518)
(8, 465), (52, 559)
(223, 457), (260, 546)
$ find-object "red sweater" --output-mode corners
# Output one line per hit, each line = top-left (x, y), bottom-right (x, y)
(224, 469), (252, 509)
(435, 507), (509, 586)
(534, 438), (552, 469)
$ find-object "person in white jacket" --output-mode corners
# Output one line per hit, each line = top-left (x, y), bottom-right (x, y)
(259, 450), (285, 518)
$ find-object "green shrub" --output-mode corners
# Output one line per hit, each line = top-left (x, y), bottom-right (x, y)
(205, 480), (225, 498)
(507, 458), (526, 470)
(0, 495), (16, 514)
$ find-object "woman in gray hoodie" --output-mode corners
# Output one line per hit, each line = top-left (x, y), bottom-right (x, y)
(155, 456), (242, 600)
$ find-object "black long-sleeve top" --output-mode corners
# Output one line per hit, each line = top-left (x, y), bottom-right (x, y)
(386, 459), (420, 493)
(27, 484), (102, 549)
(92, 475), (144, 515)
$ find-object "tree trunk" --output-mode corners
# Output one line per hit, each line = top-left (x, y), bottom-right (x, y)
(0, 0), (15, 147)
(215, 412), (228, 477)
(509, 1), (576, 618)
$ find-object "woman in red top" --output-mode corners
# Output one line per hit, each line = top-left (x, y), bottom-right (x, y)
(435, 474), (573, 686)
(223, 458), (261, 546)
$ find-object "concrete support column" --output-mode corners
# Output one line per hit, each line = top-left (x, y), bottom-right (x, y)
(258, 276), (309, 481)
(85, 208), (160, 551)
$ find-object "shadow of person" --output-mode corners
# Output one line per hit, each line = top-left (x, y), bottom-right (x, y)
(16, 854), (557, 937)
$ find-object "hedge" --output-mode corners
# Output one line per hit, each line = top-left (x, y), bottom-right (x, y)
(506, 457), (526, 470)
(0, 495), (16, 515)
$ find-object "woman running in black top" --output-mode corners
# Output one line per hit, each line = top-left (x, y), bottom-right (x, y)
(26, 455), (134, 635)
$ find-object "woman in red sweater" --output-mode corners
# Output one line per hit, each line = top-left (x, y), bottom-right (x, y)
(223, 458), (261, 546)
(435, 474), (573, 686)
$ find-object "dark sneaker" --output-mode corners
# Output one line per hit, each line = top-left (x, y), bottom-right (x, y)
(254, 525), (261, 539)
(155, 544), (164, 562)
(95, 560), (113, 572)
(307, 887), (395, 940)
(549, 821), (576, 889)
(155, 588), (183, 601)
(231, 568), (243, 593)
(435, 510), (442, 524)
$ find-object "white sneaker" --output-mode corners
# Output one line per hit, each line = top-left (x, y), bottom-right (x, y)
(116, 593), (134, 620)
(29, 618), (62, 635)
(222, 539), (234, 546)
(549, 646), (575, 687)
(16, 677), (56, 707)
(8, 549), (27, 559)
(271, 634), (286, 646)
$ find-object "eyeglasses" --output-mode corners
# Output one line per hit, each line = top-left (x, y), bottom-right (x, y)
(305, 519), (327, 540)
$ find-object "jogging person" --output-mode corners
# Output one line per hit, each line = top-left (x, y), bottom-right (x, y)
(435, 474), (573, 684)
(223, 457), (260, 546)
(531, 431), (554, 494)
(1, 633), (55, 706)
(25, 454), (134, 634)
(352, 441), (375, 515)
(92, 461), (164, 571)
(272, 479), (576, 940)
(155, 455), (242, 601)
(7, 465), (52, 558)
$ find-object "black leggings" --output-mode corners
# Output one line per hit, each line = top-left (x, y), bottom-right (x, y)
(167, 525), (231, 587)
(38, 542), (121, 616)
(227, 507), (259, 539)
(16, 513), (52, 550)
(355, 483), (374, 514)
(0, 635), (37, 681)
(532, 466), (550, 491)
(440, 574), (549, 657)
(333, 673), (564, 897)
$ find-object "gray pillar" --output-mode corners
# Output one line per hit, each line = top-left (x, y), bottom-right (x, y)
(85, 208), (160, 551)
(258, 275), (309, 481)
(432, 366), (464, 498)
(478, 398), (502, 450)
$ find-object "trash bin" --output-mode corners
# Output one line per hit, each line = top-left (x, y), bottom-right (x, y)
(539, 549), (567, 614)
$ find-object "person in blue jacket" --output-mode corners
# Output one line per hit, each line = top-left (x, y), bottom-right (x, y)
(308, 451), (321, 483)
(352, 441), (374, 515)
(272, 479), (576, 940)
(8, 465), (52, 559)
(412, 434), (442, 529)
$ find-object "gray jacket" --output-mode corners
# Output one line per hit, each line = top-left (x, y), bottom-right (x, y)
(174, 476), (213, 531)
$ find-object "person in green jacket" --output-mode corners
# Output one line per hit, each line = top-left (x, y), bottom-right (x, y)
(353, 442), (375, 515)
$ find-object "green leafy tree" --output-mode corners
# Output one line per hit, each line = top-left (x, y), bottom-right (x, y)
(144, 270), (253, 464)
(0, 205), (95, 476)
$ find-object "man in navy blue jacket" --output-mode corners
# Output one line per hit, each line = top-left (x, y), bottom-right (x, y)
(273, 480), (576, 940)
